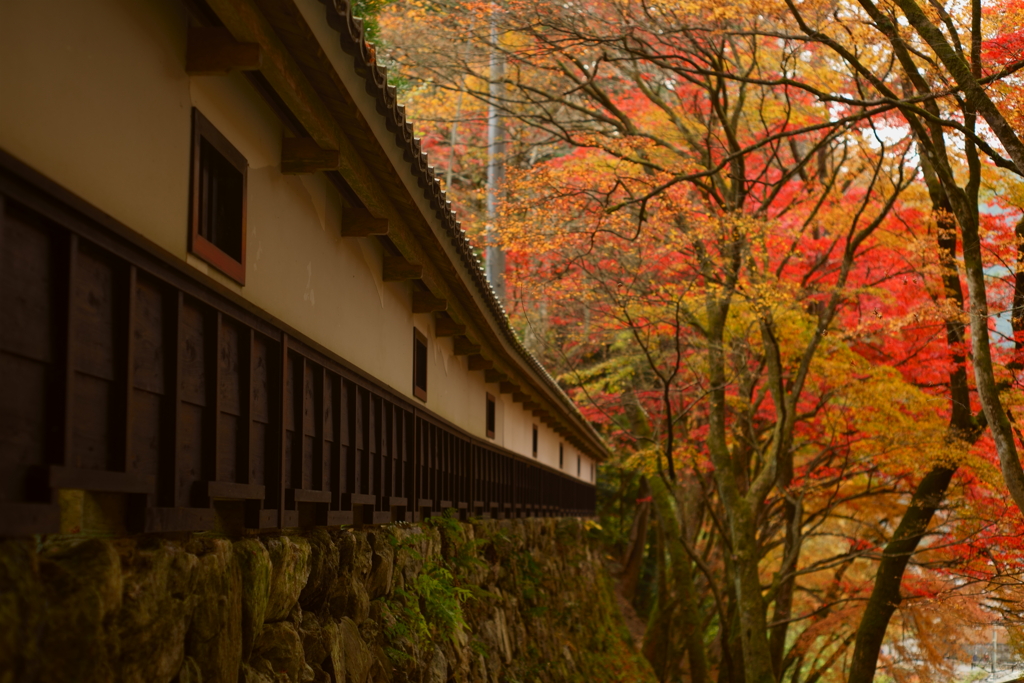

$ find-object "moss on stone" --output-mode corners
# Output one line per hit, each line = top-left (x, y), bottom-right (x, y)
(0, 519), (655, 683)
(186, 538), (243, 682)
(234, 538), (271, 661)
(263, 536), (311, 622)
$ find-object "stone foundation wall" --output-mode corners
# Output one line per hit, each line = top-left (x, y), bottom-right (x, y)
(0, 517), (655, 683)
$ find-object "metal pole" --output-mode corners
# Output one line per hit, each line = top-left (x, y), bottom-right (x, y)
(993, 623), (998, 674)
(445, 90), (463, 191)
(485, 17), (506, 304)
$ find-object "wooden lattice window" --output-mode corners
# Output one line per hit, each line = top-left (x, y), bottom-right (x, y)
(486, 393), (496, 439)
(189, 108), (247, 284)
(412, 328), (428, 401)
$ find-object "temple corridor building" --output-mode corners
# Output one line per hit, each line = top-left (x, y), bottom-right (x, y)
(0, 0), (606, 536)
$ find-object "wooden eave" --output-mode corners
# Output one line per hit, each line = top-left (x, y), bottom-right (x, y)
(191, 0), (611, 462)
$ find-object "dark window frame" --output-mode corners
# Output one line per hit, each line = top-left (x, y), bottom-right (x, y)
(531, 425), (538, 458)
(189, 108), (247, 285)
(485, 393), (496, 439)
(412, 328), (428, 401)
(559, 443), (563, 469)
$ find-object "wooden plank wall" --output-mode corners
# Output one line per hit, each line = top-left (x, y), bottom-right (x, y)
(0, 188), (597, 536)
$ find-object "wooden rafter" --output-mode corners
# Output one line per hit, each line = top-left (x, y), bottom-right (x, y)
(453, 337), (481, 356)
(186, 26), (261, 74)
(435, 314), (466, 337)
(341, 207), (389, 237)
(412, 290), (447, 314)
(281, 137), (340, 174)
(382, 253), (422, 281)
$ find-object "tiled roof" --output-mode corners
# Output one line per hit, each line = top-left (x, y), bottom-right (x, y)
(313, 0), (610, 459)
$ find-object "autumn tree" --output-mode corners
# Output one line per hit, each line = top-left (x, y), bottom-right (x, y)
(377, 0), (1024, 679)
(742, 0), (1024, 677)
(386, 3), (913, 680)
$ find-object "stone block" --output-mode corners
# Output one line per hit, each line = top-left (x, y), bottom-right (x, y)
(297, 611), (329, 670)
(326, 617), (373, 683)
(251, 621), (311, 683)
(234, 538), (272, 660)
(264, 537), (312, 622)
(337, 532), (372, 580)
(327, 572), (370, 625)
(299, 530), (338, 611)
(117, 541), (198, 683)
(36, 535), (124, 682)
(364, 534), (394, 600)
(186, 539), (243, 682)
(0, 540), (46, 683)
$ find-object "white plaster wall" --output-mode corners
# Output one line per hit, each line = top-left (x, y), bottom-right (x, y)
(0, 0), (596, 481)
(0, 0), (192, 258)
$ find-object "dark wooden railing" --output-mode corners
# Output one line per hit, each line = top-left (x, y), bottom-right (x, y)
(0, 160), (596, 536)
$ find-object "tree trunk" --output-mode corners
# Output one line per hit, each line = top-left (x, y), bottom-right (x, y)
(643, 521), (685, 682)
(768, 499), (797, 678)
(846, 466), (956, 682)
(720, 594), (746, 683)
(729, 509), (775, 683)
(620, 476), (652, 602)
(847, 170), (975, 682)
(706, 305), (776, 683)
(959, 204), (1024, 513)
(650, 475), (710, 683)
(893, 0), (1024, 175)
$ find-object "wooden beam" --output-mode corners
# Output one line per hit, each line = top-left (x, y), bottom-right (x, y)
(202, 0), (343, 158)
(206, 481), (265, 500)
(49, 466), (155, 495)
(532, 409), (548, 418)
(484, 369), (507, 384)
(468, 355), (493, 371)
(523, 401), (539, 411)
(452, 336), (480, 356)
(512, 392), (529, 403)
(341, 206), (388, 237)
(382, 253), (422, 281)
(281, 137), (339, 174)
(435, 315), (465, 338)
(186, 27), (261, 74)
(412, 290), (447, 314)
(499, 381), (520, 394)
